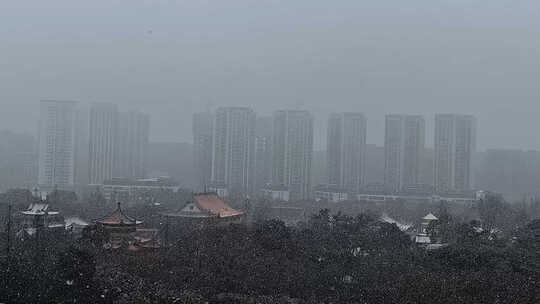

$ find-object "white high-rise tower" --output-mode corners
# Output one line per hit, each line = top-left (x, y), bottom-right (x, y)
(211, 107), (256, 195)
(384, 115), (425, 193)
(114, 111), (150, 179)
(193, 111), (214, 191)
(434, 114), (476, 193)
(327, 113), (367, 193)
(38, 100), (78, 187)
(88, 102), (118, 184)
(272, 110), (313, 200)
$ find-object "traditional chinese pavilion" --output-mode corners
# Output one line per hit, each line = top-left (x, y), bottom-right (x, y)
(415, 213), (439, 245)
(17, 202), (65, 237)
(95, 202), (142, 249)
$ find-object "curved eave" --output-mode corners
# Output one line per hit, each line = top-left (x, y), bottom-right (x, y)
(161, 213), (214, 218)
(96, 220), (143, 226)
(218, 212), (244, 218)
(21, 211), (60, 216)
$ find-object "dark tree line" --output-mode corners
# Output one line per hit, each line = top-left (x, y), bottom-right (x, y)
(2, 195), (540, 303)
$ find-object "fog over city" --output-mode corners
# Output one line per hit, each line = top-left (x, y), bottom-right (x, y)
(3, 1), (540, 303)
(2, 0), (540, 149)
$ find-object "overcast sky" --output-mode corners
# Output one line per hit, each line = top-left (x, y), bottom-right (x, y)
(2, 0), (540, 150)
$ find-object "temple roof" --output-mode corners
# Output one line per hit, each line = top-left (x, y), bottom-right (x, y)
(21, 203), (60, 216)
(65, 217), (89, 227)
(423, 213), (438, 221)
(162, 193), (243, 218)
(194, 193), (243, 217)
(96, 203), (142, 226)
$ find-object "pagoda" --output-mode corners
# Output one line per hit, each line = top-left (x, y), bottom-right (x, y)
(95, 202), (142, 249)
(17, 201), (65, 238)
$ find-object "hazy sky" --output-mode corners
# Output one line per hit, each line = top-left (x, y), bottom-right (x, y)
(2, 0), (540, 150)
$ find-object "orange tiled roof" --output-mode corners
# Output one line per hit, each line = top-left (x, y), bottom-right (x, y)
(194, 194), (243, 218)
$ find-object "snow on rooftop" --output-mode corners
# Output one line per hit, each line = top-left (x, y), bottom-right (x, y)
(380, 213), (413, 231)
(65, 217), (89, 227)
(423, 213), (438, 221)
(21, 203), (60, 216)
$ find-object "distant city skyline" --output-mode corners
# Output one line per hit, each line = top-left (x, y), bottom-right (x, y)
(37, 100), (151, 189)
(4, 1), (540, 151)
(7, 100), (500, 151)
(11, 100), (540, 199)
(25, 99), (490, 152)
(4, 103), (534, 152)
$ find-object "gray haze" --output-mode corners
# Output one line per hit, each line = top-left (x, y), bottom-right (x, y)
(2, 0), (540, 149)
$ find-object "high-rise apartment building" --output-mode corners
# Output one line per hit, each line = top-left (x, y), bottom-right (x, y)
(326, 113), (367, 193)
(211, 107), (256, 195)
(88, 103), (118, 184)
(193, 112), (214, 191)
(272, 110), (313, 200)
(434, 114), (476, 193)
(254, 116), (273, 193)
(38, 100), (78, 187)
(384, 115), (425, 193)
(73, 105), (90, 186)
(114, 111), (150, 179)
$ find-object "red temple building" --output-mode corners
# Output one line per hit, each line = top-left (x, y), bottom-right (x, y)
(162, 193), (244, 226)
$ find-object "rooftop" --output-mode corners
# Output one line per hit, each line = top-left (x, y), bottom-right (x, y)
(423, 213), (439, 221)
(96, 203), (142, 226)
(102, 177), (179, 187)
(65, 216), (89, 227)
(21, 203), (60, 216)
(163, 193), (244, 219)
(195, 193), (243, 218)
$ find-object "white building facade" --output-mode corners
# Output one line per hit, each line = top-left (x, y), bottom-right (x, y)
(254, 116), (273, 194)
(88, 102), (118, 184)
(384, 115), (425, 193)
(38, 100), (78, 187)
(434, 114), (476, 193)
(272, 110), (313, 201)
(114, 111), (150, 179)
(327, 113), (367, 193)
(211, 107), (256, 195)
(193, 112), (214, 192)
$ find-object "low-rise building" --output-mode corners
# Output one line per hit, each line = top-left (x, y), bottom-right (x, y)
(97, 177), (180, 202)
(207, 183), (229, 198)
(314, 185), (349, 202)
(261, 185), (290, 202)
(355, 192), (478, 204)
